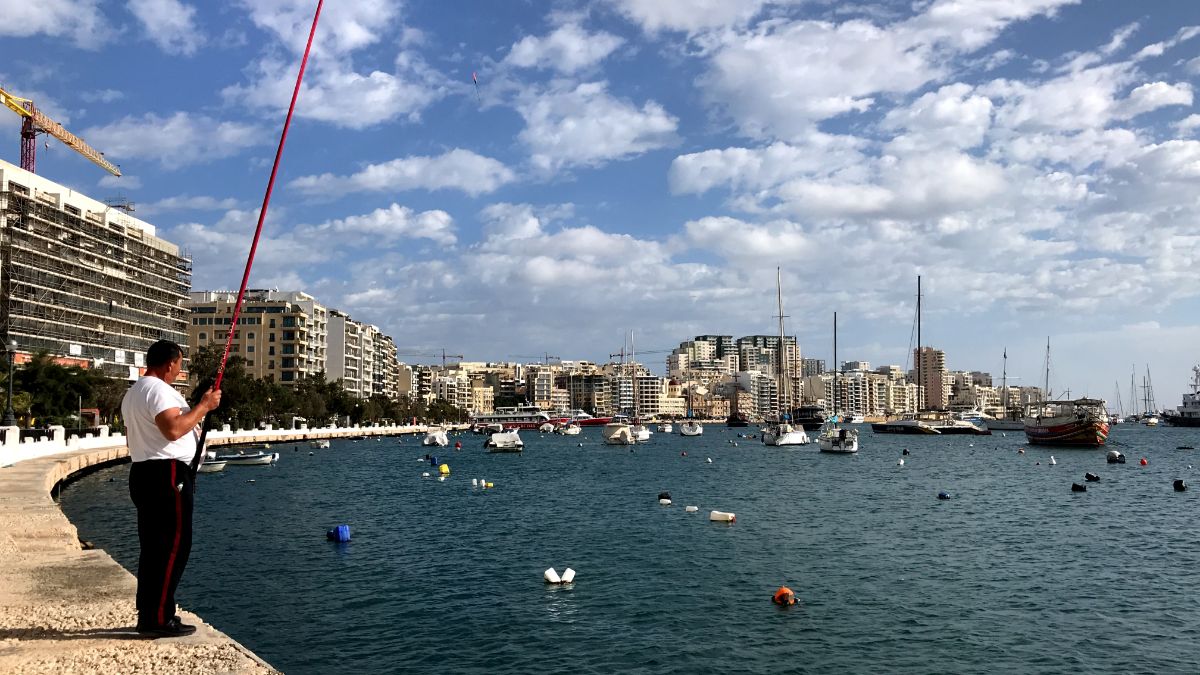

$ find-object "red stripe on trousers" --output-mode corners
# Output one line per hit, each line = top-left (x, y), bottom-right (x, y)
(158, 462), (182, 625)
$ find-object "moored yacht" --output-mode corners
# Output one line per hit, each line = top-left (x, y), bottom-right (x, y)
(1163, 365), (1200, 427)
(1024, 398), (1110, 446)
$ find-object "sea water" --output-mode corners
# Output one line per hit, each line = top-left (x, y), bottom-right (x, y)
(61, 425), (1200, 674)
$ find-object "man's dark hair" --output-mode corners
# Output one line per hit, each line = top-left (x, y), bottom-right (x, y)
(146, 340), (183, 368)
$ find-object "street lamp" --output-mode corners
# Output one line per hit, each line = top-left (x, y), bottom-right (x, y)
(2, 340), (17, 427)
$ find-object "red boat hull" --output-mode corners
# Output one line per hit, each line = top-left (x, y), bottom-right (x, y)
(573, 417), (612, 426)
(1024, 419), (1110, 446)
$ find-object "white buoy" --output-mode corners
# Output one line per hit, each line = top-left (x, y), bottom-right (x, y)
(659, 498), (672, 506)
(709, 510), (736, 523)
(706, 458), (713, 463)
(421, 472), (430, 478)
(898, 458), (904, 466)
(685, 505), (699, 513)
(578, 443), (583, 447)
(472, 478), (478, 486)
(1050, 456), (1057, 466)
(560, 568), (576, 584)
(544, 568), (561, 584)
(438, 476), (446, 482)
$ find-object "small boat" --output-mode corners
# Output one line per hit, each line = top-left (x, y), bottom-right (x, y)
(848, 414), (865, 424)
(762, 422), (810, 446)
(1143, 415), (1160, 427)
(538, 422), (556, 433)
(789, 404), (826, 431)
(679, 420), (703, 437)
(602, 421), (635, 445)
(422, 427), (449, 447)
(631, 423), (652, 443)
(555, 423), (582, 435)
(1023, 339), (1109, 446)
(486, 429), (524, 451)
(871, 414), (941, 435)
(197, 460), (227, 473)
(215, 451), (279, 466)
(818, 423), (859, 454)
(657, 422), (673, 433)
(310, 439), (330, 449)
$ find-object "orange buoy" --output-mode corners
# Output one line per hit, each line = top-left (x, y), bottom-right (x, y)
(1140, 457), (1149, 466)
(772, 586), (796, 606)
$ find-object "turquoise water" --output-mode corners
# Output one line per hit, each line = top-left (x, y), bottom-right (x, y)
(61, 424), (1200, 674)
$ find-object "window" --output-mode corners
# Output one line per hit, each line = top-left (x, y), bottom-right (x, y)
(269, 333), (275, 342)
(269, 360), (275, 370)
(283, 331), (295, 340)
(199, 332), (207, 341)
(248, 332), (255, 340)
(269, 319), (276, 328)
(269, 346), (275, 355)
(247, 345), (255, 353)
(282, 345), (294, 355)
(281, 371), (295, 382)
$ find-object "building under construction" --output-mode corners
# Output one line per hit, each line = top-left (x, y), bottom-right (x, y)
(0, 159), (190, 377)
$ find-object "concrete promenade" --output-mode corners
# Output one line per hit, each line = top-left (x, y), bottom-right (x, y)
(0, 423), (441, 674)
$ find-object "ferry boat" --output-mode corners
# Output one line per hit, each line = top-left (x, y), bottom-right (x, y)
(567, 410), (613, 426)
(789, 404), (827, 431)
(470, 405), (568, 430)
(1023, 398), (1110, 446)
(1163, 365), (1200, 427)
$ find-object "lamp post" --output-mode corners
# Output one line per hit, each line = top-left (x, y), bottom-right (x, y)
(2, 340), (16, 427)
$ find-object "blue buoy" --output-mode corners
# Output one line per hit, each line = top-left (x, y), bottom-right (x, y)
(327, 524), (351, 542)
(937, 491), (951, 500)
(429, 455), (438, 466)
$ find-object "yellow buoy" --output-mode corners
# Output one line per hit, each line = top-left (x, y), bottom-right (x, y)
(438, 463), (450, 475)
(486, 482), (494, 488)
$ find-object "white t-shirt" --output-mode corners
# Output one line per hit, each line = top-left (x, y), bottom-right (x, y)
(121, 376), (197, 462)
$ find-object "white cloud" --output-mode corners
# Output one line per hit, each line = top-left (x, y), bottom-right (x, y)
(98, 174), (142, 190)
(1117, 81), (1193, 119)
(698, 0), (1078, 139)
(128, 0), (204, 55)
(82, 113), (268, 169)
(517, 81), (678, 172)
(610, 0), (770, 34)
(0, 0), (108, 48)
(238, 0), (398, 55)
(289, 149), (515, 197)
(81, 89), (125, 104)
(478, 202), (575, 240)
(300, 204), (457, 246)
(882, 83), (995, 153)
(1176, 114), (1200, 136)
(669, 135), (869, 196)
(223, 54), (449, 129)
(984, 64), (1133, 132)
(505, 23), (624, 74)
(139, 195), (240, 215)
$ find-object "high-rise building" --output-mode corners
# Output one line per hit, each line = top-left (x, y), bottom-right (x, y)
(1, 160), (190, 379)
(912, 346), (948, 410)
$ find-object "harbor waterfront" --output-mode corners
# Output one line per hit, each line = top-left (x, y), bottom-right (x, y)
(60, 424), (1200, 674)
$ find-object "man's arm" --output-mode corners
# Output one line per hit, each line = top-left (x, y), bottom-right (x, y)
(154, 388), (222, 441)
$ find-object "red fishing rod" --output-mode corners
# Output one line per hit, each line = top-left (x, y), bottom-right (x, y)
(192, 0), (324, 480)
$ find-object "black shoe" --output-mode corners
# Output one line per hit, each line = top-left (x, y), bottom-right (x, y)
(137, 617), (197, 638)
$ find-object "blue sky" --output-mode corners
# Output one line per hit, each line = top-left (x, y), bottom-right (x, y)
(3, 0), (1200, 409)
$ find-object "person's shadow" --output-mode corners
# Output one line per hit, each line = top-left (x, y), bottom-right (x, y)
(0, 626), (153, 640)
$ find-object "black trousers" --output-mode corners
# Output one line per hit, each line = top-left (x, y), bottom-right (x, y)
(129, 459), (194, 627)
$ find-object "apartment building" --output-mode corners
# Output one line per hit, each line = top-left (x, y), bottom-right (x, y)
(188, 289), (327, 385)
(0, 160), (189, 379)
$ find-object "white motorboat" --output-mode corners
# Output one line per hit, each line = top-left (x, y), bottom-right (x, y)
(849, 415), (865, 424)
(818, 425), (859, 453)
(657, 422), (673, 433)
(679, 420), (703, 436)
(215, 451), (279, 466)
(197, 460), (227, 473)
(538, 422), (556, 433)
(1143, 415), (1160, 426)
(602, 421), (635, 445)
(310, 439), (330, 449)
(631, 423), (652, 442)
(555, 423), (582, 435)
(422, 427), (449, 447)
(762, 422), (810, 446)
(486, 429), (523, 451)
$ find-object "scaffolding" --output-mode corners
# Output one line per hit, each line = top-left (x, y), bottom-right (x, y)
(1, 163), (190, 378)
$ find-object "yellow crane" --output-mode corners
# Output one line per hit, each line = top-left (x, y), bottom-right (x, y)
(0, 85), (121, 177)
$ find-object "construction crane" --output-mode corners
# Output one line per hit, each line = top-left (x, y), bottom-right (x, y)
(509, 353), (561, 365)
(396, 348), (464, 369)
(0, 85), (121, 176)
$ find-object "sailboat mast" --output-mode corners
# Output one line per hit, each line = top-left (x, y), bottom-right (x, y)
(1043, 337), (1050, 401)
(1001, 348), (1008, 420)
(833, 311), (839, 417)
(631, 329), (638, 420)
(776, 267), (787, 420)
(916, 275), (922, 411)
